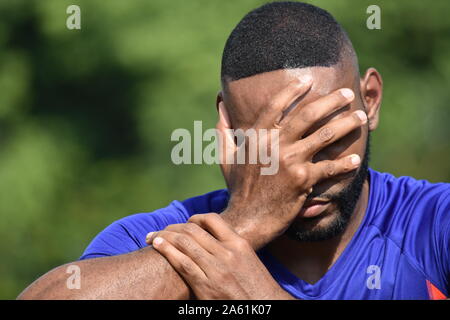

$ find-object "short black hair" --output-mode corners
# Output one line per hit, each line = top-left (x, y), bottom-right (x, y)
(221, 1), (354, 82)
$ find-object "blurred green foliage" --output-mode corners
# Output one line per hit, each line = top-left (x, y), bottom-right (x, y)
(0, 0), (449, 298)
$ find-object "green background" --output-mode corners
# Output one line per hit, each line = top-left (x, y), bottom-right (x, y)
(0, 0), (449, 298)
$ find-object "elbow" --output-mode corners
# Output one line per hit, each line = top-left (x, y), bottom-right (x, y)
(16, 265), (77, 300)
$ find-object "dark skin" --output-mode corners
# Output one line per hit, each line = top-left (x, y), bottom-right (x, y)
(18, 58), (383, 299)
(145, 62), (383, 297)
(221, 64), (382, 284)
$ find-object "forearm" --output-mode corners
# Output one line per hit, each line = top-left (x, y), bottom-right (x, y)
(17, 208), (285, 300)
(17, 246), (192, 300)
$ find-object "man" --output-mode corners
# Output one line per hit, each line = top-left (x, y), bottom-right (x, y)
(19, 2), (449, 300)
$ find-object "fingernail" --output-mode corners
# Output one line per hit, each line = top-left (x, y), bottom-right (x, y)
(153, 237), (163, 246)
(350, 154), (361, 165)
(340, 88), (354, 100)
(145, 232), (154, 242)
(354, 110), (367, 124)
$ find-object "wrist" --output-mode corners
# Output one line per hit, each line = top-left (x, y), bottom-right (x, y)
(221, 207), (272, 250)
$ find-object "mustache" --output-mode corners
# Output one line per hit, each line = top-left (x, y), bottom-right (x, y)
(306, 192), (335, 202)
(306, 170), (361, 202)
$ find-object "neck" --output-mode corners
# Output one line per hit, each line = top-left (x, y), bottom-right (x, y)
(266, 177), (370, 284)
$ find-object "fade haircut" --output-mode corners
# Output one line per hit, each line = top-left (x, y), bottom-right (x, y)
(221, 1), (356, 82)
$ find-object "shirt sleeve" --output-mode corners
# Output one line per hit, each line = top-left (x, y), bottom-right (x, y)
(78, 217), (145, 260)
(78, 202), (191, 260)
(434, 188), (450, 292)
(77, 190), (229, 261)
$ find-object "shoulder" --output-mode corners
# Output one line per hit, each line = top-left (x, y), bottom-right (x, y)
(368, 169), (450, 292)
(368, 168), (449, 235)
(79, 189), (229, 260)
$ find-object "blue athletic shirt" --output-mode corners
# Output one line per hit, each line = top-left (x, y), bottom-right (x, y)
(79, 168), (450, 300)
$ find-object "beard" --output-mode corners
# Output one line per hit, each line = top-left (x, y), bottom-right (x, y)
(285, 133), (371, 242)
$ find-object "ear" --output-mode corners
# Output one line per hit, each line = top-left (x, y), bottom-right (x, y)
(360, 68), (383, 131)
(215, 91), (234, 187)
(216, 91), (232, 128)
(216, 91), (223, 112)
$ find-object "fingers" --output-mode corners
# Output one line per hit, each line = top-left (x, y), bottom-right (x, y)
(280, 88), (355, 141)
(308, 153), (362, 183)
(146, 222), (226, 256)
(255, 76), (313, 128)
(151, 236), (208, 283)
(289, 109), (367, 160)
(151, 230), (217, 277)
(188, 213), (239, 242)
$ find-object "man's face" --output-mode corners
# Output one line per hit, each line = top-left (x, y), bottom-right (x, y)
(222, 66), (370, 241)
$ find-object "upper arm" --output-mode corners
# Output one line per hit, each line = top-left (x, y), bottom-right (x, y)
(79, 203), (191, 260)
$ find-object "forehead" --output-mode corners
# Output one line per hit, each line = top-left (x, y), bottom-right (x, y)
(224, 66), (355, 127)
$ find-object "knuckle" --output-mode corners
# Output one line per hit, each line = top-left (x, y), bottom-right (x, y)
(174, 233), (191, 248)
(301, 139), (314, 154)
(179, 260), (194, 275)
(190, 247), (203, 261)
(300, 108), (315, 123)
(156, 230), (169, 240)
(222, 249), (236, 264)
(289, 78), (302, 88)
(187, 214), (201, 224)
(234, 237), (250, 252)
(183, 222), (198, 235)
(205, 212), (224, 226)
(296, 166), (309, 182)
(165, 223), (180, 231)
(318, 127), (334, 142)
(267, 100), (280, 113)
(324, 161), (336, 177)
(205, 212), (220, 221)
(280, 151), (296, 165)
